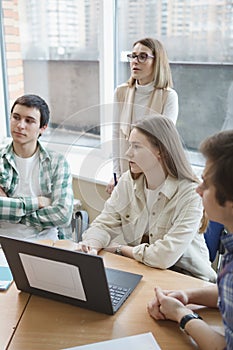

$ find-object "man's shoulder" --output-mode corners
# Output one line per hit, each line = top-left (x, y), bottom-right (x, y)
(0, 142), (13, 158)
(219, 258), (233, 280)
(44, 147), (64, 159)
(38, 143), (68, 164)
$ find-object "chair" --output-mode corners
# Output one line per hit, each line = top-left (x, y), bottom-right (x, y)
(71, 210), (89, 242)
(204, 220), (226, 273)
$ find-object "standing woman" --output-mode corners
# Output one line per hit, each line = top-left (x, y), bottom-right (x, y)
(107, 37), (178, 194)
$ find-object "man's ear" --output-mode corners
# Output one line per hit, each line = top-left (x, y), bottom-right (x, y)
(39, 124), (48, 135)
(38, 124), (48, 138)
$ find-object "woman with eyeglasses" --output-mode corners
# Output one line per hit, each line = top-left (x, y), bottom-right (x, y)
(106, 37), (178, 194)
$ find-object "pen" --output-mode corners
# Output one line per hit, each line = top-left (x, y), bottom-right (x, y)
(113, 173), (118, 186)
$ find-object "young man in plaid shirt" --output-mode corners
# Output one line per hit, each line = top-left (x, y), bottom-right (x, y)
(0, 94), (73, 241)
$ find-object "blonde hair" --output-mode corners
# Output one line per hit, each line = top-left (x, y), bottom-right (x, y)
(131, 115), (206, 233)
(128, 37), (173, 89)
(133, 115), (198, 183)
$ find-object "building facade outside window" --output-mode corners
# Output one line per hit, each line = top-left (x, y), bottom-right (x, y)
(0, 0), (233, 174)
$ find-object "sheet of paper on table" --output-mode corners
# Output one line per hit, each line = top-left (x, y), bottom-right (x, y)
(0, 248), (13, 290)
(63, 332), (161, 350)
(0, 248), (8, 266)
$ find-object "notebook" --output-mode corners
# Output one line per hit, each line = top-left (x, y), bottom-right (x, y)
(0, 236), (142, 315)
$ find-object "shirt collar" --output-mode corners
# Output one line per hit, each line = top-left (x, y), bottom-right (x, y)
(135, 80), (155, 93)
(133, 174), (179, 200)
(3, 140), (51, 163)
(159, 175), (179, 199)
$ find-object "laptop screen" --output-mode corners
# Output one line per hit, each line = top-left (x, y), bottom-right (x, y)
(0, 236), (142, 315)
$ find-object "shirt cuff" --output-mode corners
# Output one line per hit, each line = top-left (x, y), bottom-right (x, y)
(23, 197), (39, 213)
(132, 244), (147, 262)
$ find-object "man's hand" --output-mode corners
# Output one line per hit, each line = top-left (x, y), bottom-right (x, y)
(147, 286), (190, 322)
(38, 196), (51, 208)
(163, 289), (189, 305)
(0, 186), (7, 197)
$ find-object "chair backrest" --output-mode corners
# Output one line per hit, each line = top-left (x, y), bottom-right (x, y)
(71, 210), (89, 242)
(204, 220), (225, 263)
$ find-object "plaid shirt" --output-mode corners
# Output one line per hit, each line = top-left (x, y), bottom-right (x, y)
(0, 141), (73, 233)
(217, 232), (233, 350)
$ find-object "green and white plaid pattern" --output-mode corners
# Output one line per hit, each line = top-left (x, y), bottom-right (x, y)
(0, 141), (73, 232)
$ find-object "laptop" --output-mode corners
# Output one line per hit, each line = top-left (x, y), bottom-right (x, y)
(0, 236), (142, 315)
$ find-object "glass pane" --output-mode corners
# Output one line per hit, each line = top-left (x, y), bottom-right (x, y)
(2, 0), (101, 147)
(116, 0), (233, 166)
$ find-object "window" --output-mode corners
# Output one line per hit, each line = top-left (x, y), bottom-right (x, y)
(0, 0), (233, 178)
(1, 0), (114, 153)
(116, 0), (233, 167)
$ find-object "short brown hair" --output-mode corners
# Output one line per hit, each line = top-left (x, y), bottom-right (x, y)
(11, 94), (50, 128)
(200, 130), (233, 206)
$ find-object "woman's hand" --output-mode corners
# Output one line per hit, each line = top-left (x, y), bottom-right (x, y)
(106, 175), (119, 195)
(104, 243), (118, 253)
(75, 241), (99, 255)
(104, 244), (134, 259)
(106, 180), (115, 195)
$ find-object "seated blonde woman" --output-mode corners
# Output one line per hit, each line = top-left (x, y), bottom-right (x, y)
(79, 116), (216, 282)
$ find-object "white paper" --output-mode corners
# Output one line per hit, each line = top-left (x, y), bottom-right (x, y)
(19, 253), (87, 301)
(63, 332), (161, 350)
(0, 248), (8, 267)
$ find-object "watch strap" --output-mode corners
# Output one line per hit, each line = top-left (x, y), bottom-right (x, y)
(179, 313), (203, 334)
(115, 245), (122, 255)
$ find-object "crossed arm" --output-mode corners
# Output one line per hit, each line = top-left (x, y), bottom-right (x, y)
(0, 159), (73, 231)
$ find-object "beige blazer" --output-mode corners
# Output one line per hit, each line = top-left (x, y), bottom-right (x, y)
(83, 172), (217, 282)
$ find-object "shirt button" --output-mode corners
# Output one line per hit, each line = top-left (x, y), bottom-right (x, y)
(126, 214), (130, 218)
(152, 212), (155, 216)
(150, 233), (153, 237)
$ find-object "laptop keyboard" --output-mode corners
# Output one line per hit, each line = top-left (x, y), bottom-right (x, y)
(109, 284), (130, 306)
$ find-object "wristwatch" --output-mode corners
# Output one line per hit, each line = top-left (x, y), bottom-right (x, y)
(179, 313), (203, 334)
(115, 245), (123, 255)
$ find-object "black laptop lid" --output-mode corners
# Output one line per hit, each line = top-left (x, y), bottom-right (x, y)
(0, 236), (142, 315)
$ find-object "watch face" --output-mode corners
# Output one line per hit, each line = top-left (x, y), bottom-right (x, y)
(116, 245), (122, 255)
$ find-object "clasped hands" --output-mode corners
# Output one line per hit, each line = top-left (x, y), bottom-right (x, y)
(147, 286), (192, 323)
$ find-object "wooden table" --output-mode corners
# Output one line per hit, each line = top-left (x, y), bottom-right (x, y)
(0, 283), (30, 350)
(5, 252), (223, 350)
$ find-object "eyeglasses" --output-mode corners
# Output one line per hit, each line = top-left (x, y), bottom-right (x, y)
(127, 52), (154, 63)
